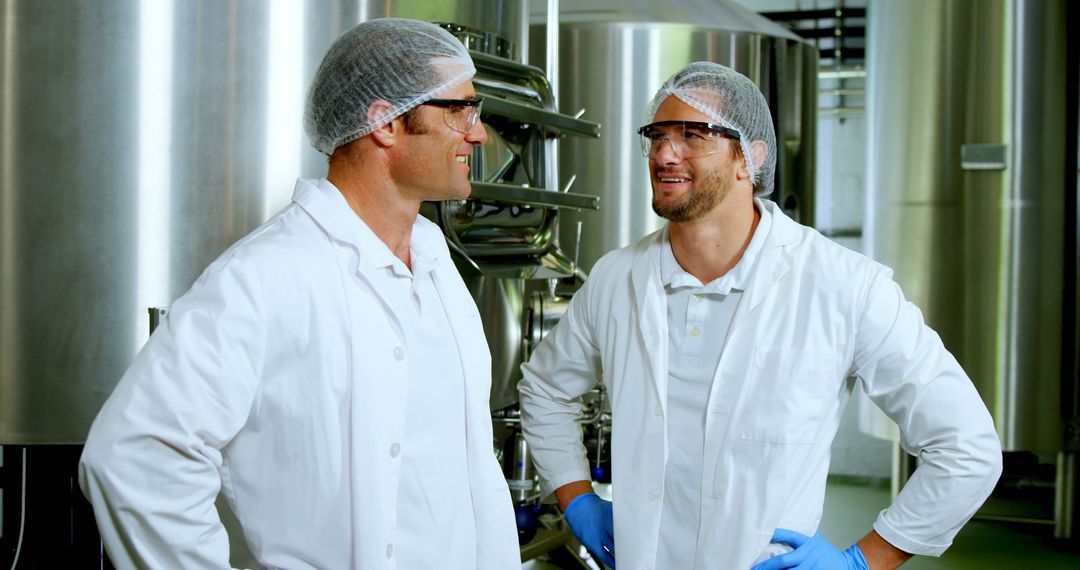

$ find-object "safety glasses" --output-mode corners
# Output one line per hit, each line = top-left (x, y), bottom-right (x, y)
(422, 98), (483, 134)
(637, 120), (740, 159)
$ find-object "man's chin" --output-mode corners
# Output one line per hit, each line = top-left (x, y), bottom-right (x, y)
(426, 184), (472, 202)
(454, 183), (473, 200)
(653, 198), (706, 223)
(652, 196), (687, 220)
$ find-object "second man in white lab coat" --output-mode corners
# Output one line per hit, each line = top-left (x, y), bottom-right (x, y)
(80, 19), (519, 569)
(518, 62), (1002, 569)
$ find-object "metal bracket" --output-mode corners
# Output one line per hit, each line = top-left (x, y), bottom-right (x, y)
(482, 96), (601, 138)
(469, 182), (599, 211)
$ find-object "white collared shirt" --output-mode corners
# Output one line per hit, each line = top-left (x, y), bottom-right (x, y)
(656, 203), (772, 570)
(337, 181), (477, 569)
(521, 197), (1002, 568)
(80, 177), (520, 570)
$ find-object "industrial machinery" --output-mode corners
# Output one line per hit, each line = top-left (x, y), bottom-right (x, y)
(866, 0), (1078, 538)
(515, 2), (820, 564)
(534, 0), (819, 273)
(0, 0), (823, 566)
(0, 0), (598, 566)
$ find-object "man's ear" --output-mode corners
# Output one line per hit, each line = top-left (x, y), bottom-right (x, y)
(367, 100), (399, 147)
(737, 140), (769, 181)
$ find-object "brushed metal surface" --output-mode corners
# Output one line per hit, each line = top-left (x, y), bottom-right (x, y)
(468, 182), (599, 210)
(1, 0), (321, 443)
(465, 276), (526, 412)
(867, 0), (1067, 451)
(0, 0), (542, 443)
(534, 9), (817, 273)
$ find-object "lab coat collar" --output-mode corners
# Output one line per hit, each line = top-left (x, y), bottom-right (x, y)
(756, 197), (800, 247)
(630, 199), (796, 411)
(659, 200), (774, 295)
(636, 199), (794, 309)
(740, 199), (795, 316)
(291, 178), (443, 277)
(291, 177), (364, 253)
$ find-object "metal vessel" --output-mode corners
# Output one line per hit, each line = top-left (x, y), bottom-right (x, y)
(531, 0), (818, 273)
(431, 45), (599, 411)
(866, 0), (1070, 453)
(0, 0), (597, 442)
(0, 1), (600, 565)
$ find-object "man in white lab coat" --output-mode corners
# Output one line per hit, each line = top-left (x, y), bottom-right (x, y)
(518, 62), (1003, 569)
(79, 18), (519, 569)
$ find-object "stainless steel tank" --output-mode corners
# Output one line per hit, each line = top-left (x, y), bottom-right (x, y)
(0, 0), (596, 443)
(2, 0), (322, 443)
(531, 0), (818, 273)
(866, 0), (1069, 451)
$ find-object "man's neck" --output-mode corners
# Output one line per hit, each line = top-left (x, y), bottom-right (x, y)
(668, 198), (760, 284)
(328, 167), (420, 270)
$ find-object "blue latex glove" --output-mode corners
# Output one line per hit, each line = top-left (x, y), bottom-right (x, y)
(751, 529), (868, 570)
(563, 492), (616, 568)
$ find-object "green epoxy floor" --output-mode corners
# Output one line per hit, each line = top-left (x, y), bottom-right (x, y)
(523, 479), (1080, 568)
(820, 480), (1080, 569)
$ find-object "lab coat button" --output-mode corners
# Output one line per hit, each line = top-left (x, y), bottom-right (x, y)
(386, 543), (394, 558)
(693, 294), (703, 301)
(393, 346), (405, 361)
(390, 442), (401, 458)
(648, 489), (660, 501)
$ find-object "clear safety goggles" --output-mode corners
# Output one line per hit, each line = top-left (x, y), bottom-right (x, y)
(422, 97), (483, 134)
(637, 120), (741, 159)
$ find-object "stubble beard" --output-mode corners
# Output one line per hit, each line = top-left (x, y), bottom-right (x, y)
(401, 107), (474, 201)
(652, 169), (726, 223)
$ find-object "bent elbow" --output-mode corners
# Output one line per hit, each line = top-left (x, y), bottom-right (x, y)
(967, 427), (1003, 489)
(78, 436), (108, 497)
(78, 423), (125, 500)
(984, 432), (1004, 482)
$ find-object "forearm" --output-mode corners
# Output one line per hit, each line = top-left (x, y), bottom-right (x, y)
(856, 270), (1003, 553)
(80, 435), (231, 568)
(857, 530), (912, 570)
(518, 311), (603, 496)
(871, 397), (1001, 553)
(518, 379), (593, 495)
(555, 480), (595, 511)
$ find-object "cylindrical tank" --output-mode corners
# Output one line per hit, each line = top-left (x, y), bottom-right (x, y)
(467, 276), (526, 411)
(503, 431), (537, 504)
(0, 0), (540, 444)
(866, 0), (1068, 451)
(531, 0), (817, 273)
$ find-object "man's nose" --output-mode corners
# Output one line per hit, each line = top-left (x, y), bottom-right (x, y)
(467, 117), (488, 145)
(653, 138), (682, 164)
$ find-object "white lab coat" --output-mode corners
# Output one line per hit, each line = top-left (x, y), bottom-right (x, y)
(80, 178), (519, 569)
(519, 200), (1002, 570)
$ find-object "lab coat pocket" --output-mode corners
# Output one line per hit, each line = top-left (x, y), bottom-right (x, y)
(738, 347), (834, 445)
(753, 518), (819, 565)
(754, 529), (794, 565)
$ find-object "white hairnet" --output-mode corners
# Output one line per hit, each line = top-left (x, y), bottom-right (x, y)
(305, 18), (476, 155)
(647, 61), (777, 198)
